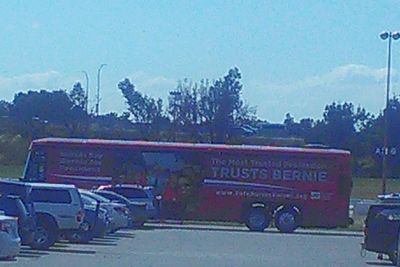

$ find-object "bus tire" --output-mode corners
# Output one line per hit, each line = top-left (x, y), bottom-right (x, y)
(245, 207), (271, 232)
(274, 207), (300, 233)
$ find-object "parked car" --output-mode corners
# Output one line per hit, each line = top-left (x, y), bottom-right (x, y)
(93, 190), (148, 227)
(66, 204), (105, 243)
(97, 184), (158, 219)
(67, 194), (110, 243)
(0, 179), (37, 246)
(0, 213), (20, 260)
(362, 203), (400, 266)
(0, 194), (36, 246)
(27, 183), (85, 249)
(78, 189), (130, 233)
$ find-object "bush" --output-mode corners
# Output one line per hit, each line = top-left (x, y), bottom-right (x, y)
(0, 134), (30, 165)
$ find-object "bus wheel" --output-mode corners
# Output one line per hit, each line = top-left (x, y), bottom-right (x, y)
(245, 207), (271, 232)
(274, 207), (300, 233)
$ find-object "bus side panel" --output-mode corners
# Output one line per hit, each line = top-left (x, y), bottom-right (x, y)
(45, 145), (114, 189)
(195, 151), (351, 227)
(29, 140), (352, 228)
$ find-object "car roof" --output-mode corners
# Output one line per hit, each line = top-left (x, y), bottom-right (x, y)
(26, 182), (77, 189)
(95, 190), (118, 195)
(0, 178), (25, 185)
(112, 184), (144, 189)
(0, 214), (17, 221)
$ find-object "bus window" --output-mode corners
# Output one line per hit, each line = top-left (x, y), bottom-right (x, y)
(112, 151), (146, 184)
(23, 150), (47, 181)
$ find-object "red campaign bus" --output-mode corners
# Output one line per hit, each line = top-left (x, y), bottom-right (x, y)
(22, 138), (352, 233)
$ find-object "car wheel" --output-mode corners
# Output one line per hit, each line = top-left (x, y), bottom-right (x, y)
(245, 207), (271, 232)
(274, 208), (300, 233)
(31, 223), (57, 250)
(132, 221), (145, 228)
(67, 231), (92, 244)
(110, 228), (120, 234)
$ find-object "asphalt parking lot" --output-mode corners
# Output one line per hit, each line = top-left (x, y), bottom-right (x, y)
(0, 224), (389, 267)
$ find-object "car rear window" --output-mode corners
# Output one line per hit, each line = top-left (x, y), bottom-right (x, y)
(113, 188), (147, 198)
(378, 209), (400, 220)
(31, 188), (72, 204)
(366, 205), (400, 224)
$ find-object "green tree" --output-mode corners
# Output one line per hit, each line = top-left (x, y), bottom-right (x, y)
(198, 68), (254, 143)
(9, 90), (88, 137)
(118, 78), (165, 124)
(70, 82), (86, 110)
(168, 79), (200, 127)
(310, 102), (370, 149)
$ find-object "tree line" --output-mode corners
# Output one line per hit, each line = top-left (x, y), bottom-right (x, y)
(0, 67), (399, 178)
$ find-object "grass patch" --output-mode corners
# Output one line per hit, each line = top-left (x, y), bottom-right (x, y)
(352, 177), (400, 199)
(0, 165), (24, 178)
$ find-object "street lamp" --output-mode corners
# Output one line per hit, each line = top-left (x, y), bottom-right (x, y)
(380, 31), (400, 194)
(82, 71), (89, 113)
(95, 64), (107, 116)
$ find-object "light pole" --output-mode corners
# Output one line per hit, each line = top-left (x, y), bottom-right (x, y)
(82, 71), (89, 113)
(95, 64), (107, 116)
(380, 31), (400, 194)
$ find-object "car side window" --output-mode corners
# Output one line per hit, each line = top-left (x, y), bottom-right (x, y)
(31, 188), (72, 204)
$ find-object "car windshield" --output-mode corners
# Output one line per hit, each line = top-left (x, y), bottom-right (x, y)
(81, 194), (97, 206)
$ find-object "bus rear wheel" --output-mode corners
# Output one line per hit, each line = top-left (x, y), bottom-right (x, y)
(245, 207), (271, 232)
(274, 207), (300, 233)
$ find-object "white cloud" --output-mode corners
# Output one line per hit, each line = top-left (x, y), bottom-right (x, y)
(129, 71), (176, 98)
(100, 72), (177, 115)
(293, 64), (389, 88)
(2, 66), (396, 123)
(0, 70), (76, 101)
(245, 64), (400, 122)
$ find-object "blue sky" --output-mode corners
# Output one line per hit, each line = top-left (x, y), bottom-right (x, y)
(1, 1), (400, 122)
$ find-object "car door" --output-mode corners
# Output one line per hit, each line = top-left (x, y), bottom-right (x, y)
(30, 188), (78, 229)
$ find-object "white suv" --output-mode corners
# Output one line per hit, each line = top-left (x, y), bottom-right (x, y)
(27, 183), (85, 249)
